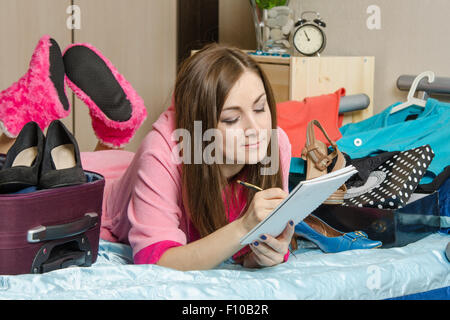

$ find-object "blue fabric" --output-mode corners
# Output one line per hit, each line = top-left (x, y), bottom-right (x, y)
(337, 98), (450, 185)
(389, 286), (450, 300)
(0, 233), (448, 299)
(440, 178), (450, 218)
(439, 178), (450, 232)
(290, 157), (306, 174)
(11, 186), (37, 194)
(9, 171), (101, 194)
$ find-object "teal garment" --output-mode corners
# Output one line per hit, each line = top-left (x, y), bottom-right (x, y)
(336, 98), (450, 184)
(290, 157), (306, 174)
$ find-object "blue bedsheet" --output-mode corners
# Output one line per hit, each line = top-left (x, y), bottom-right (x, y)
(1, 233), (449, 300)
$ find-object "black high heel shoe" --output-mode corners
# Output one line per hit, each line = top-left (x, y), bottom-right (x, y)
(0, 122), (44, 193)
(38, 120), (86, 189)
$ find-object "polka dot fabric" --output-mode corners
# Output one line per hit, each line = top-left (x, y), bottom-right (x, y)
(343, 145), (435, 209)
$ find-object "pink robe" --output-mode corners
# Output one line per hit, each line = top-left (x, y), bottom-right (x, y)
(81, 103), (292, 264)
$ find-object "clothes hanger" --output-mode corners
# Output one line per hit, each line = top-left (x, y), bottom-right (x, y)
(390, 71), (435, 114)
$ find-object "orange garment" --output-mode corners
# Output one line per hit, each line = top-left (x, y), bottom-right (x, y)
(276, 88), (345, 158)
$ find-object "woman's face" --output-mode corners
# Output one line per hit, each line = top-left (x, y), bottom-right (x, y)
(216, 70), (272, 165)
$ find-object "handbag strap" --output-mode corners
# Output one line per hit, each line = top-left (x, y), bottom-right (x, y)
(301, 120), (339, 171)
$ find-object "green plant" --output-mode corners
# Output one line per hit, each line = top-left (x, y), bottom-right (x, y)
(255, 0), (287, 10)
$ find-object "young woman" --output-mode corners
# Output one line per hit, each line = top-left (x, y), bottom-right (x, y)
(0, 42), (297, 270)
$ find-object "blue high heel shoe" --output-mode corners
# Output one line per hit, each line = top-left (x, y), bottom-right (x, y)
(295, 214), (382, 253)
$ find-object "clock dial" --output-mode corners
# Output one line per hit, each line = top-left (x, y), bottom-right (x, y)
(293, 24), (324, 55)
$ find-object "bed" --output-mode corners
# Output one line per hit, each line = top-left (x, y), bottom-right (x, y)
(1, 232), (448, 300)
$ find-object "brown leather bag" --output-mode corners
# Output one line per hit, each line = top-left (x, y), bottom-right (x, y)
(301, 120), (347, 204)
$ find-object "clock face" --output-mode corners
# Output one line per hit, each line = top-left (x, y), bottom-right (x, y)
(293, 24), (325, 56)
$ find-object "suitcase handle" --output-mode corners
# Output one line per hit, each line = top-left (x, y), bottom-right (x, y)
(31, 235), (93, 274)
(40, 251), (86, 273)
(27, 213), (98, 243)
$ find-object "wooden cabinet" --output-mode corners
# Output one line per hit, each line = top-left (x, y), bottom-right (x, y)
(250, 54), (375, 125)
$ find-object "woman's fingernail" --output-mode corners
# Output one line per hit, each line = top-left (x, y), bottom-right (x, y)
(289, 220), (294, 226)
(253, 241), (259, 246)
(260, 235), (267, 240)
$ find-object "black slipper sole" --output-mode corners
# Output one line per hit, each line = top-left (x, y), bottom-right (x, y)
(63, 45), (132, 122)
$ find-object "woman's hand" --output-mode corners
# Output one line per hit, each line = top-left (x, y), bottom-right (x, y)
(243, 221), (295, 268)
(237, 187), (293, 268)
(239, 188), (288, 233)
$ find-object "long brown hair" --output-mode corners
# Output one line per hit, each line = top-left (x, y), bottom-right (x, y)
(174, 43), (297, 250)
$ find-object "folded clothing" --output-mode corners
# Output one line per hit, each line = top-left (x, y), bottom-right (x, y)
(337, 98), (450, 186)
(277, 88), (345, 158)
(346, 151), (399, 188)
(343, 145), (434, 209)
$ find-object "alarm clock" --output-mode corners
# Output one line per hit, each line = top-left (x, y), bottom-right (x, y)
(292, 11), (326, 56)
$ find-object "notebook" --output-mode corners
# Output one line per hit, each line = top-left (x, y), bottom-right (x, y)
(240, 165), (358, 245)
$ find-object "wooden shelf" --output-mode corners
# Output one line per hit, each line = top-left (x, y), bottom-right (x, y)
(249, 53), (375, 124)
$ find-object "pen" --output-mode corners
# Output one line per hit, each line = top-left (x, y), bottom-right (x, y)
(237, 180), (264, 192)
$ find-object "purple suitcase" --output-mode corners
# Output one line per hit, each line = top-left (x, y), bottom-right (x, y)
(0, 154), (105, 275)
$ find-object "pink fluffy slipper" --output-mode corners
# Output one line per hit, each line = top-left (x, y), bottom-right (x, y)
(0, 35), (70, 138)
(63, 43), (147, 148)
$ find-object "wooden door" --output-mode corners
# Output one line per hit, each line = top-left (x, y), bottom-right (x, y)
(72, 0), (177, 152)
